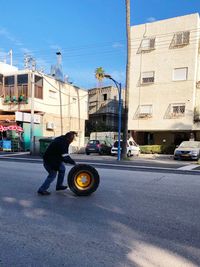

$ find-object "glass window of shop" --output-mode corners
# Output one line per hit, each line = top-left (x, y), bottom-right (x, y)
(17, 74), (28, 98)
(34, 75), (43, 99)
(5, 76), (14, 97)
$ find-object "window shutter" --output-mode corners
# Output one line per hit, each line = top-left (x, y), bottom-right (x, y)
(142, 71), (154, 78)
(173, 68), (188, 81)
(140, 105), (152, 114)
(141, 38), (155, 50)
(141, 39), (150, 49)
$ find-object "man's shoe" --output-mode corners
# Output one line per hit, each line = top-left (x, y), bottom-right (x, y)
(56, 185), (68, 191)
(37, 190), (51, 196)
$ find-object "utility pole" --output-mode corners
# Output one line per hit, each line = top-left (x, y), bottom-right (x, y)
(122, 0), (131, 159)
(59, 82), (63, 135)
(30, 57), (36, 155)
(104, 74), (122, 161)
(9, 49), (13, 66)
(55, 51), (64, 135)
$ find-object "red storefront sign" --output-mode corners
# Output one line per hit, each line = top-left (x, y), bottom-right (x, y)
(0, 125), (23, 132)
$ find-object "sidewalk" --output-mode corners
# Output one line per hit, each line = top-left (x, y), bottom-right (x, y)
(139, 153), (174, 160)
(0, 151), (174, 161)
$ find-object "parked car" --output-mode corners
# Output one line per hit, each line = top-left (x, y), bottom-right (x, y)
(85, 140), (111, 155)
(111, 140), (140, 157)
(174, 141), (200, 160)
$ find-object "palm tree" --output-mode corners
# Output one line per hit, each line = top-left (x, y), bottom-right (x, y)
(122, 0), (131, 159)
(95, 67), (105, 87)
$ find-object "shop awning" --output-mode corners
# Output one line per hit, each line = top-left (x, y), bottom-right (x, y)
(0, 125), (23, 132)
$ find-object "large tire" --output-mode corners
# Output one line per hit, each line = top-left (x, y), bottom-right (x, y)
(67, 164), (100, 196)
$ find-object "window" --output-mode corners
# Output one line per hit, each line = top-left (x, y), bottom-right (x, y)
(17, 74), (28, 99)
(0, 74), (3, 96)
(85, 101), (88, 112)
(5, 76), (14, 85)
(49, 90), (57, 99)
(141, 71), (155, 84)
(4, 76), (14, 98)
(34, 75), (43, 99)
(171, 104), (185, 117)
(0, 74), (3, 84)
(102, 115), (106, 122)
(171, 31), (190, 47)
(103, 93), (107, 101)
(17, 74), (28, 85)
(139, 38), (155, 52)
(173, 68), (188, 81)
(138, 105), (153, 118)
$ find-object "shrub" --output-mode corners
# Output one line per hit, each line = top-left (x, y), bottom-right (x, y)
(140, 144), (176, 154)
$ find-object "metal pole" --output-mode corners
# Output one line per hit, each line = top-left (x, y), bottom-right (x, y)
(117, 83), (122, 161)
(10, 49), (13, 66)
(104, 74), (122, 161)
(59, 82), (63, 135)
(30, 71), (35, 155)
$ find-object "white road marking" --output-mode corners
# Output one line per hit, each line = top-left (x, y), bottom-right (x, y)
(177, 164), (198, 170)
(0, 152), (29, 157)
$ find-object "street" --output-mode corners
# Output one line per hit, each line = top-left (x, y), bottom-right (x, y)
(0, 159), (200, 267)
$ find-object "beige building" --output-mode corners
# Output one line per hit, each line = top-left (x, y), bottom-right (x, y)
(86, 86), (125, 135)
(0, 62), (88, 150)
(129, 13), (200, 146)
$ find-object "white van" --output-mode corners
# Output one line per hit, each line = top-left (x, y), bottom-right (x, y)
(111, 140), (140, 157)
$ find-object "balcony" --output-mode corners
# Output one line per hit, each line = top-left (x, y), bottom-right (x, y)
(3, 84), (28, 105)
(165, 103), (186, 119)
(135, 105), (153, 119)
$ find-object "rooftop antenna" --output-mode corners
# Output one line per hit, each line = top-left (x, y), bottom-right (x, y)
(7, 49), (13, 65)
(56, 51), (62, 65)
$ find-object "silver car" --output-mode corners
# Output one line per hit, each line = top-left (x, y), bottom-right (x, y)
(174, 141), (200, 160)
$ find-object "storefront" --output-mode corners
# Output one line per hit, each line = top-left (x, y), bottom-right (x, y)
(0, 124), (23, 151)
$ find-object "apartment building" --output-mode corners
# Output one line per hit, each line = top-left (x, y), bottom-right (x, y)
(129, 13), (200, 146)
(86, 86), (125, 135)
(0, 62), (88, 150)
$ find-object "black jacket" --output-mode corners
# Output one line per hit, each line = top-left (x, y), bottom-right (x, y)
(43, 135), (76, 170)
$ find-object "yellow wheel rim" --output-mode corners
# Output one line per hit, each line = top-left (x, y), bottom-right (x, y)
(75, 171), (93, 189)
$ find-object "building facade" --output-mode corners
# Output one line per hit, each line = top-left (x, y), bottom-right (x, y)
(129, 13), (200, 146)
(86, 86), (125, 135)
(0, 62), (88, 150)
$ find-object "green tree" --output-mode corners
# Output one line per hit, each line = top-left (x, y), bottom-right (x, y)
(95, 67), (105, 83)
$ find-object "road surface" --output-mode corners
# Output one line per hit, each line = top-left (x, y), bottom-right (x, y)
(0, 159), (200, 266)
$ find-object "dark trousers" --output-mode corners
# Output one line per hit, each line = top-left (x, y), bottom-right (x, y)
(38, 162), (66, 192)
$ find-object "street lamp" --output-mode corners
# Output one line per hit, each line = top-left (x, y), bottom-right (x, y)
(104, 74), (122, 161)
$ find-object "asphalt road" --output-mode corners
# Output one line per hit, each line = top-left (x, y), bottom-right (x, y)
(1, 152), (200, 174)
(0, 160), (200, 266)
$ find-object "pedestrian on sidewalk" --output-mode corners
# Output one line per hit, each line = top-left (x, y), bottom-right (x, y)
(37, 131), (77, 195)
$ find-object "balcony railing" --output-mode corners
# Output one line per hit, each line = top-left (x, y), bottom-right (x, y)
(3, 84), (28, 104)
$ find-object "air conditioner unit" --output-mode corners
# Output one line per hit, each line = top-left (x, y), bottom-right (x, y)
(46, 122), (55, 130)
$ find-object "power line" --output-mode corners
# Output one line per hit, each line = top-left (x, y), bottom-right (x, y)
(34, 93), (88, 107)
(3, 27), (200, 58)
(3, 27), (200, 59)
(35, 70), (88, 98)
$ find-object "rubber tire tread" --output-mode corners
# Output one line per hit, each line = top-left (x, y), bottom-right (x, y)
(67, 164), (100, 196)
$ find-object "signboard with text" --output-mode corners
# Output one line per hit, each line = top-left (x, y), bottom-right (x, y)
(15, 112), (40, 124)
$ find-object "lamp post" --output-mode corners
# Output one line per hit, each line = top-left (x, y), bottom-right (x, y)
(104, 74), (122, 161)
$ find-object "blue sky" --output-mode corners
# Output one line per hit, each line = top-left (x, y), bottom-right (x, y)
(0, 0), (200, 89)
